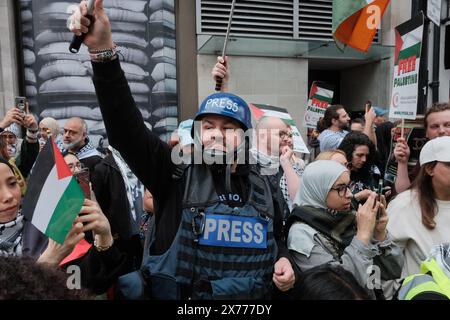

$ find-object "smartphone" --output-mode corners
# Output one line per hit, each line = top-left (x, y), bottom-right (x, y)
(14, 96), (27, 115)
(376, 179), (384, 220)
(75, 168), (91, 200)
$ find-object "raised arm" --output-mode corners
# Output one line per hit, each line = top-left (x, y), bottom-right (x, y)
(69, 0), (174, 202)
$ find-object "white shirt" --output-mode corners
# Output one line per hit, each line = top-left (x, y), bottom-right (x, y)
(387, 189), (450, 278)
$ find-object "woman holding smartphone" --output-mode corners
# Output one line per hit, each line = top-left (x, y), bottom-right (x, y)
(289, 160), (404, 299)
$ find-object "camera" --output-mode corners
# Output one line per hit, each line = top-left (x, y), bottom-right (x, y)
(74, 168), (91, 200)
(14, 96), (27, 116)
(376, 179), (384, 220)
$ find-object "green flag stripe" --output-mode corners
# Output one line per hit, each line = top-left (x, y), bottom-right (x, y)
(45, 177), (85, 244)
(312, 94), (333, 103)
(395, 42), (422, 65)
(332, 0), (367, 32)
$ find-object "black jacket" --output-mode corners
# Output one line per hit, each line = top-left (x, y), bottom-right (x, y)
(21, 219), (129, 295)
(91, 154), (143, 270)
(16, 138), (39, 178)
(91, 58), (292, 263)
(79, 155), (102, 180)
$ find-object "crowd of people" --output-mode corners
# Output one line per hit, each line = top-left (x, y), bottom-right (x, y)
(1, 0), (450, 300)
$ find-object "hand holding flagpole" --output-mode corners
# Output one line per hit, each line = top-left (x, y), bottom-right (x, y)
(216, 0), (237, 91)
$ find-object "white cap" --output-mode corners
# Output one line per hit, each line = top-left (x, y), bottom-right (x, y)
(419, 136), (450, 165)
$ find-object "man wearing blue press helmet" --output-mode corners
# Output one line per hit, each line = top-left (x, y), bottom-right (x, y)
(190, 92), (252, 166)
(70, 0), (295, 300)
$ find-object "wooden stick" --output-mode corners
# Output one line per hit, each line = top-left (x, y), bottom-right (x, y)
(400, 118), (405, 139)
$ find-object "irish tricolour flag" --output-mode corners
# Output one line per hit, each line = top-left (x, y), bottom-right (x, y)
(22, 138), (84, 244)
(333, 0), (390, 52)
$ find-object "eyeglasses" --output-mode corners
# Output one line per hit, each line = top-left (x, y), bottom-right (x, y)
(280, 131), (293, 138)
(330, 183), (352, 197)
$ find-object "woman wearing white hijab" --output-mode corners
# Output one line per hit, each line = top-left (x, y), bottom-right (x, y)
(287, 160), (404, 299)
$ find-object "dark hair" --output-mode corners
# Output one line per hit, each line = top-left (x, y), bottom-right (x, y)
(338, 132), (376, 172)
(61, 150), (78, 158)
(410, 162), (438, 230)
(0, 256), (92, 299)
(0, 135), (10, 159)
(322, 105), (345, 128)
(351, 118), (365, 126)
(0, 156), (15, 175)
(424, 102), (450, 129)
(290, 264), (371, 300)
(316, 117), (328, 133)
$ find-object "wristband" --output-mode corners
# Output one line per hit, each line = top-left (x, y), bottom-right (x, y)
(26, 129), (38, 140)
(94, 238), (113, 252)
(89, 45), (118, 62)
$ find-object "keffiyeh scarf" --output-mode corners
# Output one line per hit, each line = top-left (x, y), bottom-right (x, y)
(76, 139), (101, 160)
(109, 146), (144, 236)
(0, 214), (24, 256)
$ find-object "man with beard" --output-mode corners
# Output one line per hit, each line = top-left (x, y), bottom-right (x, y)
(69, 0), (296, 299)
(62, 117), (102, 175)
(318, 105), (376, 152)
(318, 105), (351, 152)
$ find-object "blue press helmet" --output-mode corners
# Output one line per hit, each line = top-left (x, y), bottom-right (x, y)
(194, 92), (252, 131)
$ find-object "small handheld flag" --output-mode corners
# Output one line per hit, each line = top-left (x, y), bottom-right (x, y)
(22, 138), (85, 244)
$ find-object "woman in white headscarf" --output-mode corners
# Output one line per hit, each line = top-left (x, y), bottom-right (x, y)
(287, 160), (404, 299)
(39, 117), (63, 151)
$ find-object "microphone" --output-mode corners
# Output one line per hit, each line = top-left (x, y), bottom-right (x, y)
(69, 0), (95, 53)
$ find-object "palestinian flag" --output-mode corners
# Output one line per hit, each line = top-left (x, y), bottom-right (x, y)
(308, 81), (334, 109)
(393, 14), (423, 69)
(249, 103), (309, 154)
(22, 138), (85, 244)
(332, 0), (390, 52)
(304, 81), (334, 129)
(389, 13), (424, 120)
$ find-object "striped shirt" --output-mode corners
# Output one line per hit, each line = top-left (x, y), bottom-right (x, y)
(318, 129), (349, 152)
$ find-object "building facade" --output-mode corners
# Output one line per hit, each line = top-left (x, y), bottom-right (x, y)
(1, 0), (450, 140)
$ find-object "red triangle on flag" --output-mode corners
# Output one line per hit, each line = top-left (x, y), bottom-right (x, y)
(52, 139), (72, 180)
(309, 83), (318, 99)
(59, 239), (92, 266)
(249, 103), (266, 121)
(394, 29), (403, 63)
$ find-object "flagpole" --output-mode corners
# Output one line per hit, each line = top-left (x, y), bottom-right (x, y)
(215, 0), (237, 92)
(400, 118), (405, 139)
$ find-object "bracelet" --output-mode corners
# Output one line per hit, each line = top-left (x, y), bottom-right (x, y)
(88, 44), (117, 53)
(26, 129), (38, 140)
(94, 238), (113, 252)
(89, 45), (118, 62)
